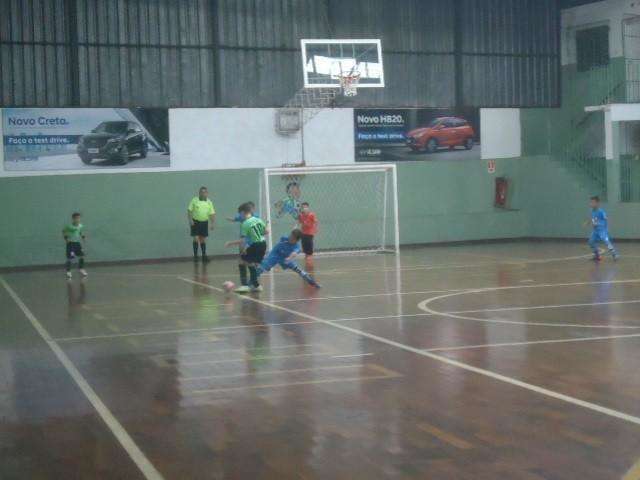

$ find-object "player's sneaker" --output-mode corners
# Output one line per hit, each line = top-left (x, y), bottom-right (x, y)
(591, 255), (601, 262)
(251, 285), (263, 292)
(305, 276), (321, 288)
(66, 271), (72, 279)
(80, 269), (88, 277)
(612, 252), (620, 261)
(234, 285), (250, 293)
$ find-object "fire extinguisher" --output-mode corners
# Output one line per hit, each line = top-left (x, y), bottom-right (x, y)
(495, 177), (508, 208)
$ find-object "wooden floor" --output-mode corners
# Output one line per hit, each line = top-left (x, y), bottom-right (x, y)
(2, 241), (640, 479)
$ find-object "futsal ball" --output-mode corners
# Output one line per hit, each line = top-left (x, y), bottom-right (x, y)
(222, 281), (235, 292)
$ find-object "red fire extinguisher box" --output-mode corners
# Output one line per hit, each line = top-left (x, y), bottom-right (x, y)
(495, 177), (508, 208)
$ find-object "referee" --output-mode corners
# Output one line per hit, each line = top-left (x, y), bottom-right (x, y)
(188, 186), (216, 262)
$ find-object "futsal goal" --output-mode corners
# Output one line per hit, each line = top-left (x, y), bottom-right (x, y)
(262, 164), (399, 255)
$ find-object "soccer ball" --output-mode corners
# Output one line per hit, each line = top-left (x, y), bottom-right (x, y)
(222, 281), (235, 292)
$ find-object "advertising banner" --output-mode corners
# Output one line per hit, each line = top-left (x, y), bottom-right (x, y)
(354, 108), (480, 162)
(3, 108), (170, 171)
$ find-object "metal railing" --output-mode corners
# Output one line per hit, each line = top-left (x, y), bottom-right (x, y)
(621, 154), (640, 202)
(625, 59), (640, 103)
(558, 147), (608, 197)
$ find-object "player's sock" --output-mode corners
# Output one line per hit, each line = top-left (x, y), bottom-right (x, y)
(192, 241), (198, 257)
(65, 260), (71, 272)
(239, 264), (248, 286)
(79, 258), (85, 269)
(200, 242), (207, 256)
(249, 266), (259, 287)
(289, 263), (320, 287)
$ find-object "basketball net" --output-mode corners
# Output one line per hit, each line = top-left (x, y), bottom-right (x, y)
(339, 72), (360, 97)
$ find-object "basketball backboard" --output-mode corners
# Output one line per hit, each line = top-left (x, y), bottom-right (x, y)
(301, 39), (384, 89)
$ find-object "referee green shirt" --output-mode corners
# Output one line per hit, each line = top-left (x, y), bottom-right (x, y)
(188, 197), (216, 222)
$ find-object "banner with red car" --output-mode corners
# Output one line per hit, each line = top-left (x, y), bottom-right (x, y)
(354, 108), (480, 162)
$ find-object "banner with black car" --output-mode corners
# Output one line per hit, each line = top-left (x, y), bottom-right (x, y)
(354, 108), (480, 162)
(2, 108), (170, 171)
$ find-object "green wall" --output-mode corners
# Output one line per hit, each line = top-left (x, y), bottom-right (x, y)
(518, 58), (640, 240)
(0, 158), (526, 269)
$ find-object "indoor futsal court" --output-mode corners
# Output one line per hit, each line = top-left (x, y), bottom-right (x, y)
(4, 0), (640, 479)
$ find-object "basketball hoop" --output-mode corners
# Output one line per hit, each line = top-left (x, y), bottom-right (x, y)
(339, 73), (360, 97)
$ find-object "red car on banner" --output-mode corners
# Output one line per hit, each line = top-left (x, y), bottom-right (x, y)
(406, 117), (475, 153)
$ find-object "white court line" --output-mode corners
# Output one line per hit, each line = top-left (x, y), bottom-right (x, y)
(332, 353), (375, 358)
(181, 352), (322, 366)
(53, 287), (640, 343)
(156, 343), (316, 358)
(178, 275), (640, 427)
(452, 299), (640, 314)
(0, 277), (164, 480)
(180, 364), (363, 381)
(424, 333), (640, 352)
(54, 320), (316, 342)
(332, 299), (640, 326)
(274, 288), (457, 303)
(418, 278), (640, 330)
(90, 251), (597, 283)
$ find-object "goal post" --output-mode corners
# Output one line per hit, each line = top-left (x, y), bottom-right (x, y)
(262, 164), (400, 256)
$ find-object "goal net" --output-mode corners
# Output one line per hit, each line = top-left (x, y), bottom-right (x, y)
(262, 165), (399, 255)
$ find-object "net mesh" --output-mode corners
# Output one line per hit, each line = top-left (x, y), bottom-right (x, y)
(263, 167), (396, 254)
(339, 73), (360, 97)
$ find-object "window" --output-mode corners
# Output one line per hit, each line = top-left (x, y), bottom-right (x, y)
(576, 26), (610, 72)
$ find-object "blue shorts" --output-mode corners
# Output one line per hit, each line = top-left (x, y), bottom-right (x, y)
(260, 252), (295, 272)
(589, 230), (611, 244)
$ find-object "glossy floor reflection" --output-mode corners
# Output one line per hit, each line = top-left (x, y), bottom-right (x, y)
(2, 241), (640, 479)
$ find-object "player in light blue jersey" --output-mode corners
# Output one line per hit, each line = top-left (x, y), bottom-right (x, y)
(585, 196), (618, 261)
(227, 201), (260, 231)
(274, 182), (301, 220)
(257, 229), (320, 288)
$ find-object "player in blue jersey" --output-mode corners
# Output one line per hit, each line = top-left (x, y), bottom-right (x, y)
(274, 182), (301, 220)
(585, 196), (618, 262)
(227, 201), (259, 227)
(257, 229), (320, 288)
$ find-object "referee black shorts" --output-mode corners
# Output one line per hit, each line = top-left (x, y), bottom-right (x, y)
(241, 241), (267, 264)
(190, 220), (209, 238)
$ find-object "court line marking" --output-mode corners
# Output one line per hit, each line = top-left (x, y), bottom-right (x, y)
(449, 299), (640, 315)
(332, 353), (374, 359)
(423, 333), (640, 352)
(186, 374), (402, 395)
(335, 299), (640, 328)
(273, 288), (457, 303)
(418, 278), (640, 330)
(181, 352), (326, 366)
(53, 320), (316, 342)
(180, 364), (364, 381)
(89, 251), (597, 282)
(155, 343), (317, 358)
(258, 273), (640, 304)
(178, 276), (640, 427)
(0, 277), (164, 480)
